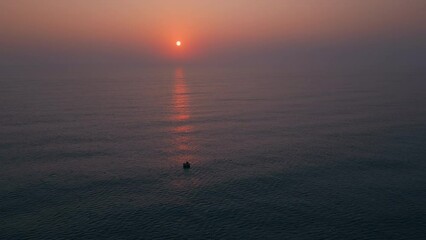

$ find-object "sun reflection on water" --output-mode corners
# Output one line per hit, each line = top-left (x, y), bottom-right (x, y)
(170, 68), (197, 164)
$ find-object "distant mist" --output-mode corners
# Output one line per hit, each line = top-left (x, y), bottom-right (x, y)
(1, 0), (425, 73)
(2, 36), (425, 75)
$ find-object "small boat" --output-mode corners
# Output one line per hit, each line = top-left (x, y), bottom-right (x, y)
(183, 161), (191, 169)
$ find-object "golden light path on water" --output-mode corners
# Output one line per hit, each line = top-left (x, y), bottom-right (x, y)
(170, 68), (198, 165)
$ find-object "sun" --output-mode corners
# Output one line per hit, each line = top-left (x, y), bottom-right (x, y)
(176, 41), (181, 47)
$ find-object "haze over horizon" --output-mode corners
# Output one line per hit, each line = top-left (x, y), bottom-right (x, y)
(1, 0), (426, 69)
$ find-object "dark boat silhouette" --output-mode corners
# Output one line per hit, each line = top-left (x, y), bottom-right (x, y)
(183, 161), (191, 169)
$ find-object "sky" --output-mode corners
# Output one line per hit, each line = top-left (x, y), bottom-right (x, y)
(1, 0), (426, 68)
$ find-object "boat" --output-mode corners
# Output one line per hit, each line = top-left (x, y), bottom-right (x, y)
(183, 161), (191, 169)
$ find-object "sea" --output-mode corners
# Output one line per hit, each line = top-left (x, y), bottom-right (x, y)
(1, 65), (425, 239)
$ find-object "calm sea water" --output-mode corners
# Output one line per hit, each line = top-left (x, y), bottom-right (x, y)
(1, 66), (426, 239)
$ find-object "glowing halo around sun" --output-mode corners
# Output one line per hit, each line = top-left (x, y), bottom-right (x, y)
(176, 41), (181, 46)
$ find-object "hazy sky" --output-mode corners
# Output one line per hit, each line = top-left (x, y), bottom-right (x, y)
(1, 0), (425, 67)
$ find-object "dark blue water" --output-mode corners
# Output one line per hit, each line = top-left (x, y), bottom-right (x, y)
(1, 66), (426, 239)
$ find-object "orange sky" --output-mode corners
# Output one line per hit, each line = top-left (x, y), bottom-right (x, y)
(1, 0), (425, 63)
